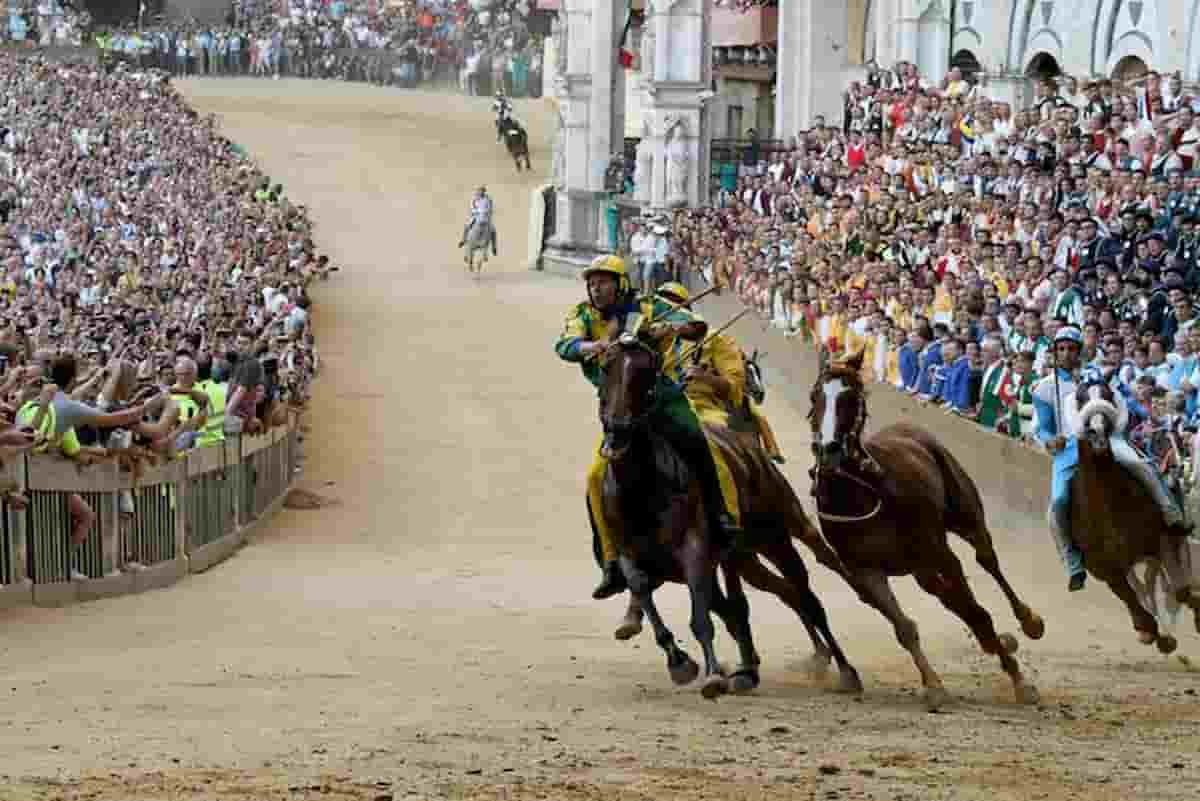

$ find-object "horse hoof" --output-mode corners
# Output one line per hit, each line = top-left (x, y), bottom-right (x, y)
(800, 653), (831, 678)
(669, 654), (700, 686)
(924, 687), (953, 712)
(701, 674), (729, 700)
(998, 633), (1019, 655)
(613, 619), (643, 641)
(1021, 612), (1046, 640)
(729, 669), (760, 695)
(1157, 634), (1179, 655)
(1015, 682), (1040, 706)
(1136, 629), (1157, 645)
(836, 668), (865, 696)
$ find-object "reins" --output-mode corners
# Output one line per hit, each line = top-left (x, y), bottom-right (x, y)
(811, 372), (885, 524)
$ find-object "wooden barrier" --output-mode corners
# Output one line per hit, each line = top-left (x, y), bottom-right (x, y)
(0, 427), (297, 609)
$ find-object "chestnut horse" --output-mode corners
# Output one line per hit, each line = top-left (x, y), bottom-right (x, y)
(1071, 376), (1200, 650)
(808, 349), (1045, 710)
(594, 332), (863, 698)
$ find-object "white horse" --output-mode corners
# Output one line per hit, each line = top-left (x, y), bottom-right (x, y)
(463, 217), (493, 278)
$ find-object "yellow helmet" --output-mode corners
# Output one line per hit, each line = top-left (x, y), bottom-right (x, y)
(582, 254), (628, 280)
(656, 282), (690, 304)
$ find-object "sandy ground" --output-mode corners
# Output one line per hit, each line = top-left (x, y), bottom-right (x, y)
(1, 79), (1199, 801)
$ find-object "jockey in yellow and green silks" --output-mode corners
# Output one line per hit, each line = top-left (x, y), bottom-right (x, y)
(656, 282), (785, 465)
(555, 256), (743, 601)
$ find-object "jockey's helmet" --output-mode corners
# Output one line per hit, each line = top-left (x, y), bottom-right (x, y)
(656, 282), (690, 306)
(1054, 326), (1083, 347)
(583, 254), (628, 282)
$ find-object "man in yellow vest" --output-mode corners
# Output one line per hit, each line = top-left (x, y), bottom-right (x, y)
(555, 257), (743, 601)
(195, 354), (227, 447)
(657, 282), (785, 465)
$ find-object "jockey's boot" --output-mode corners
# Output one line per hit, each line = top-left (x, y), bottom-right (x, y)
(1068, 571), (1087, 592)
(592, 560), (627, 600)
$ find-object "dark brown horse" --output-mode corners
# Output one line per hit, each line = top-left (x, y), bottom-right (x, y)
(594, 332), (862, 698)
(1071, 377), (1200, 650)
(808, 349), (1045, 710)
(502, 122), (532, 172)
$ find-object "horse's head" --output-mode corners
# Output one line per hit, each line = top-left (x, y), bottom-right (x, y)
(599, 333), (661, 461)
(745, 349), (766, 405)
(1075, 375), (1120, 453)
(809, 349), (867, 471)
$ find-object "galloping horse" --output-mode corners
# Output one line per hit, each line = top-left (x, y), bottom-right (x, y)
(462, 217), (492, 277)
(502, 121), (532, 173)
(594, 329), (862, 699)
(809, 349), (1045, 710)
(1071, 376), (1200, 650)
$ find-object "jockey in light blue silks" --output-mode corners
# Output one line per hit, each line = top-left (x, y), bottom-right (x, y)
(1033, 325), (1189, 592)
(457, 185), (497, 255)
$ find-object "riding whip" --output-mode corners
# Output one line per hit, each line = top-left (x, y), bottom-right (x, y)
(644, 284), (721, 324)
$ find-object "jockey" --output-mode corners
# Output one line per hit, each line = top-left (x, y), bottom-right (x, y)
(1033, 325), (1088, 591)
(657, 282), (785, 465)
(1034, 326), (1190, 592)
(493, 90), (513, 140)
(492, 90), (512, 121)
(556, 260), (744, 601)
(457, 186), (496, 254)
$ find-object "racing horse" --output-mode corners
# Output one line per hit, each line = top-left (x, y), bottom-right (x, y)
(809, 348), (1045, 710)
(593, 328), (863, 699)
(462, 217), (493, 277)
(501, 119), (532, 173)
(1070, 374), (1200, 650)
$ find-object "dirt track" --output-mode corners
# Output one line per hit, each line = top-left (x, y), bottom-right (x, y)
(1, 79), (1198, 801)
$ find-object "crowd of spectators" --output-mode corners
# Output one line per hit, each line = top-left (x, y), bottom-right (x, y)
(669, 61), (1200, 481)
(0, 51), (328, 546)
(85, 0), (543, 95)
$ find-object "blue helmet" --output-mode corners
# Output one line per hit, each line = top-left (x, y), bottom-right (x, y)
(1054, 326), (1083, 347)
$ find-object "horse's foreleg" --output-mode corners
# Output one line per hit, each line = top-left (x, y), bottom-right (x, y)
(857, 568), (950, 710)
(760, 540), (863, 695)
(1159, 533), (1200, 635)
(734, 553), (831, 677)
(618, 556), (697, 686)
(680, 538), (727, 699)
(1104, 572), (1164, 648)
(717, 562), (761, 694)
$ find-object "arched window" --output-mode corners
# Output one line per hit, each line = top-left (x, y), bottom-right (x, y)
(1025, 51), (1062, 80)
(1111, 54), (1149, 82)
(950, 49), (982, 82)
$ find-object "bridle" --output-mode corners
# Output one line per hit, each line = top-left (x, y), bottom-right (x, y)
(809, 369), (884, 524)
(599, 334), (660, 441)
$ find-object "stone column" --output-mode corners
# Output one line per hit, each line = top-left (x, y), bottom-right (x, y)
(633, 0), (712, 212)
(774, 0), (848, 139)
(544, 0), (626, 276)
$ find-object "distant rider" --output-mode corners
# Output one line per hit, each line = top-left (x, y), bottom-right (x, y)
(457, 185), (497, 255)
(493, 90), (513, 141)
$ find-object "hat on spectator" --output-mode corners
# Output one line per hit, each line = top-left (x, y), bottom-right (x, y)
(1054, 326), (1083, 347)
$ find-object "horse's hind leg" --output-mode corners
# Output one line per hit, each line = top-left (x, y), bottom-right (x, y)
(856, 568), (950, 710)
(758, 541), (863, 695)
(914, 552), (1039, 706)
(735, 554), (831, 677)
(717, 562), (761, 694)
(959, 526), (1045, 640)
(618, 556), (698, 686)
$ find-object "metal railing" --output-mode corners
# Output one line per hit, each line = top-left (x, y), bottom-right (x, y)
(0, 426), (297, 609)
